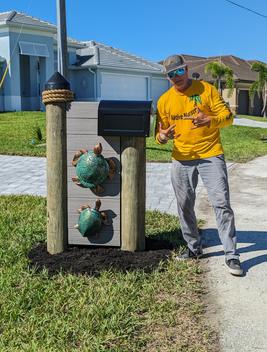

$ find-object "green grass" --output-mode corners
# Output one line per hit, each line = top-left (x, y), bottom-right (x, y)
(147, 125), (267, 163)
(2, 111), (266, 163)
(0, 195), (217, 352)
(0, 111), (46, 156)
(221, 125), (267, 162)
(238, 114), (267, 122)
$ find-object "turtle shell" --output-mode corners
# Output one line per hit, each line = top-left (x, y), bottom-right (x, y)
(77, 208), (102, 237)
(76, 151), (109, 189)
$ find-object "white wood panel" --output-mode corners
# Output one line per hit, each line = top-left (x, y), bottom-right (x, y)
(67, 102), (99, 119)
(68, 181), (120, 198)
(67, 118), (98, 135)
(67, 135), (120, 154)
(67, 102), (121, 247)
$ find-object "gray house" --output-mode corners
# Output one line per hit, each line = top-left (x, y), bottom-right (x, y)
(0, 11), (169, 112)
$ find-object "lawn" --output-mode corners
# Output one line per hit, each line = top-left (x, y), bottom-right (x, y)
(0, 111), (46, 156)
(1, 111), (267, 163)
(0, 195), (217, 352)
(147, 125), (267, 162)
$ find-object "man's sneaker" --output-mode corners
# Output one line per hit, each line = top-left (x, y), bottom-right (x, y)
(225, 258), (243, 276)
(175, 247), (203, 260)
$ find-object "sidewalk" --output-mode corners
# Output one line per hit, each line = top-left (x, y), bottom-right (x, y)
(196, 155), (267, 351)
(234, 116), (267, 128)
(0, 155), (46, 196)
(0, 155), (234, 215)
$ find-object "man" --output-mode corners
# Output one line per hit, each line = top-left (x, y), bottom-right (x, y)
(156, 54), (243, 276)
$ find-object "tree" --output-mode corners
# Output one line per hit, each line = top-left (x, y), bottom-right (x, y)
(249, 62), (267, 117)
(204, 61), (234, 97)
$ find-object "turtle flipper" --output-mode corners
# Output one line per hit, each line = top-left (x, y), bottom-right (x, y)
(94, 199), (101, 211)
(72, 176), (87, 188)
(77, 204), (91, 213)
(101, 212), (110, 225)
(107, 158), (116, 180)
(72, 149), (88, 166)
(72, 176), (79, 183)
(92, 185), (104, 194)
(93, 143), (102, 155)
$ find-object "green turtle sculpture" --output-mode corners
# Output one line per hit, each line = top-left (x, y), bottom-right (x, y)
(74, 199), (109, 237)
(72, 143), (116, 193)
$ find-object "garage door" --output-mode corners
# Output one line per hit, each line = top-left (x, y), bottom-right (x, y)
(151, 78), (169, 105)
(100, 73), (148, 100)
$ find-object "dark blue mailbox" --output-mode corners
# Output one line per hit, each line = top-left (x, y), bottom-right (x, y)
(98, 100), (153, 137)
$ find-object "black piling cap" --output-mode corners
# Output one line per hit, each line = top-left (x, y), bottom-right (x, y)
(45, 72), (70, 90)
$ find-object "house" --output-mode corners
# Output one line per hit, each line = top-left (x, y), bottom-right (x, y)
(0, 11), (169, 112)
(69, 40), (169, 105)
(180, 54), (264, 116)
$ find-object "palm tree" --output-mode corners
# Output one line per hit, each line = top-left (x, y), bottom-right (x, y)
(204, 61), (234, 97)
(249, 62), (267, 117)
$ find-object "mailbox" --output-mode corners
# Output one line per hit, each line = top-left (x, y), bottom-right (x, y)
(98, 100), (153, 137)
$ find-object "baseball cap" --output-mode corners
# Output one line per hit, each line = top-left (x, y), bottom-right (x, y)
(163, 54), (187, 74)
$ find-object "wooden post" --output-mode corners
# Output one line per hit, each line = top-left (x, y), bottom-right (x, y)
(121, 136), (146, 251)
(42, 72), (73, 254)
(46, 103), (67, 254)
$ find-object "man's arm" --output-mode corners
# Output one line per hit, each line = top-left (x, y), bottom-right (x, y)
(208, 85), (233, 129)
(155, 100), (173, 144)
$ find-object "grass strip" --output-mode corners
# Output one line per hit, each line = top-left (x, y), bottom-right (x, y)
(1, 112), (267, 163)
(0, 111), (46, 156)
(0, 195), (218, 351)
(147, 125), (267, 163)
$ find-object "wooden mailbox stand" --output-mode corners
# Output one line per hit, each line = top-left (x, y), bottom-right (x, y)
(43, 76), (151, 253)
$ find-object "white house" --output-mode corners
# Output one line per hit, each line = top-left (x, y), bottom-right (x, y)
(0, 11), (170, 112)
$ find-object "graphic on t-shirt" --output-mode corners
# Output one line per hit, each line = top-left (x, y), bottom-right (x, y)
(171, 107), (198, 120)
(189, 94), (202, 105)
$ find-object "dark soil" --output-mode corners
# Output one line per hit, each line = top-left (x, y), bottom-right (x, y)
(28, 238), (174, 277)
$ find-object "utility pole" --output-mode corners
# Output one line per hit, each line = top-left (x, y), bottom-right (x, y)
(56, 0), (68, 78)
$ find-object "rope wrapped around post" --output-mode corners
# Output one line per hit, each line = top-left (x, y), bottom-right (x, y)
(42, 89), (74, 105)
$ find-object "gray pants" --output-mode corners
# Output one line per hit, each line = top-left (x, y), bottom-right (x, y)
(171, 155), (238, 260)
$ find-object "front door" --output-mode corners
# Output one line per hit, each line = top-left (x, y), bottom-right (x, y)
(237, 90), (249, 115)
(20, 55), (46, 111)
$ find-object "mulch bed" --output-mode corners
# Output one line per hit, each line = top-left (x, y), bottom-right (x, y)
(28, 238), (174, 277)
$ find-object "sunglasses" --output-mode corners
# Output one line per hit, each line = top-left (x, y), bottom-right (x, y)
(167, 67), (186, 79)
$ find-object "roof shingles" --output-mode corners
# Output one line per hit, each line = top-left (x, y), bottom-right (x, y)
(75, 41), (164, 73)
(184, 54), (264, 82)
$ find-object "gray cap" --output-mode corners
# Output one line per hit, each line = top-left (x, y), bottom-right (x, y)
(163, 54), (187, 73)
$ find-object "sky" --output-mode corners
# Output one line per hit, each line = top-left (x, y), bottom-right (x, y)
(1, 0), (267, 63)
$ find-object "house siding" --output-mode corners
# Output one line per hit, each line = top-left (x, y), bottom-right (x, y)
(1, 30), (54, 110)
(0, 33), (11, 111)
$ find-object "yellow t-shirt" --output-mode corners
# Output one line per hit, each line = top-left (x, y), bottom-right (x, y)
(155, 80), (233, 160)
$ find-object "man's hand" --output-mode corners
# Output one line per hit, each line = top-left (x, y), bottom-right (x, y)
(158, 123), (179, 143)
(191, 108), (211, 129)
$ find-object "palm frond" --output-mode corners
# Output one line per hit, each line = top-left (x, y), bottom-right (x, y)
(249, 81), (260, 98)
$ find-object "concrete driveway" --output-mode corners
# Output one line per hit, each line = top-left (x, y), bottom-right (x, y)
(196, 155), (267, 352)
